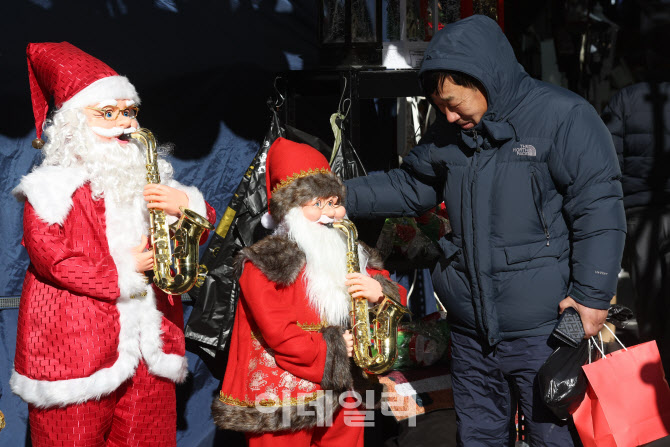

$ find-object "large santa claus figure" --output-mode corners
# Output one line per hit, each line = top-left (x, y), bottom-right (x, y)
(10, 42), (215, 446)
(211, 137), (406, 447)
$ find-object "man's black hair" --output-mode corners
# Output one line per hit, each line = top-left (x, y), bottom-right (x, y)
(420, 70), (486, 99)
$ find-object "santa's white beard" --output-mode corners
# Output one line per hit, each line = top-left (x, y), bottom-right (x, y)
(85, 138), (148, 204)
(281, 208), (369, 326)
(41, 110), (174, 205)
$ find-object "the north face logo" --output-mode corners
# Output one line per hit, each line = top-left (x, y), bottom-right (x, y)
(513, 144), (536, 156)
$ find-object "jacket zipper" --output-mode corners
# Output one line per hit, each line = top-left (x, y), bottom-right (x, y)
(470, 130), (488, 338)
(531, 170), (550, 246)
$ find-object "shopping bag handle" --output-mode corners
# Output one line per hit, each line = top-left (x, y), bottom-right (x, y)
(588, 324), (628, 363)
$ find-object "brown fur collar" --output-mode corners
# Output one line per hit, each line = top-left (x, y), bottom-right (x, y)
(362, 241), (384, 271)
(373, 274), (401, 303)
(235, 235), (386, 287)
(234, 235), (306, 286)
(320, 326), (353, 392)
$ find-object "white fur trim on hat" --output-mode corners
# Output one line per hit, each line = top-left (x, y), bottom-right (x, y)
(60, 76), (140, 111)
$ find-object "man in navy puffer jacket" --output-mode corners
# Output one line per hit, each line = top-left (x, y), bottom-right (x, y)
(602, 81), (670, 374)
(345, 15), (626, 446)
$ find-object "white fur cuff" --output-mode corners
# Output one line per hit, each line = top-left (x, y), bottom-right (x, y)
(109, 246), (149, 300)
(169, 180), (207, 217)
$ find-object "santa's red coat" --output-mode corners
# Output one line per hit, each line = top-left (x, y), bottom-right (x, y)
(214, 236), (405, 433)
(10, 165), (215, 408)
(219, 262), (333, 408)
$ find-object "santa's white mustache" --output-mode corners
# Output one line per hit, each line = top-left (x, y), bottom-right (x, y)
(90, 126), (138, 138)
(317, 215), (335, 224)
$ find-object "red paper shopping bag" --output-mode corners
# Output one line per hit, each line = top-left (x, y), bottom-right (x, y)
(572, 341), (670, 447)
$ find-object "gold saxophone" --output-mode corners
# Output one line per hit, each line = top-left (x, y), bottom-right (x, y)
(131, 128), (214, 295)
(328, 219), (409, 375)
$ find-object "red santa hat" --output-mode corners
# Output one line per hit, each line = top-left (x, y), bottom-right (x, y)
(263, 137), (344, 228)
(26, 42), (140, 149)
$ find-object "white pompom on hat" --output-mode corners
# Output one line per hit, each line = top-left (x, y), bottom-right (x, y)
(260, 212), (277, 230)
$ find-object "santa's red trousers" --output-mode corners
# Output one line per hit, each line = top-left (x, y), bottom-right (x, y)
(28, 361), (177, 447)
(245, 398), (365, 447)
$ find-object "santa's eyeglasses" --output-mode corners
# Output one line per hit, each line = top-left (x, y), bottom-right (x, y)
(86, 105), (140, 120)
(308, 198), (341, 210)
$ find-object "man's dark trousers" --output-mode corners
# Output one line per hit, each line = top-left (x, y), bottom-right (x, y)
(450, 331), (579, 446)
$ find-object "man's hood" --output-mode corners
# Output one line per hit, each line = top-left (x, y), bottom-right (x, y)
(419, 15), (531, 126)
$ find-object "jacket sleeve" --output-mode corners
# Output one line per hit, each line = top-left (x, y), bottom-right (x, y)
(345, 142), (445, 219)
(238, 263), (329, 385)
(550, 103), (627, 309)
(22, 200), (121, 301)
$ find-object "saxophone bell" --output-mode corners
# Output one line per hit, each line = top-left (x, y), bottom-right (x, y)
(130, 128), (214, 296)
(328, 219), (410, 375)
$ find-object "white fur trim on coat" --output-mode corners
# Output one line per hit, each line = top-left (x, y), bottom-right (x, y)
(10, 168), (192, 408)
(13, 166), (89, 226)
(10, 295), (145, 408)
(103, 185), (188, 382)
(138, 289), (189, 383)
(104, 195), (151, 300)
(9, 284), (187, 408)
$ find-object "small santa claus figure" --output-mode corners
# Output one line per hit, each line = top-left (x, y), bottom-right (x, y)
(211, 137), (406, 447)
(10, 42), (215, 446)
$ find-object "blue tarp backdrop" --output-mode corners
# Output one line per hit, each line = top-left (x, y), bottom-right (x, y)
(0, 1), (320, 445)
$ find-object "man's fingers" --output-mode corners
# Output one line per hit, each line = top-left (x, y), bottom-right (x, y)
(558, 296), (577, 313)
(583, 321), (607, 338)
